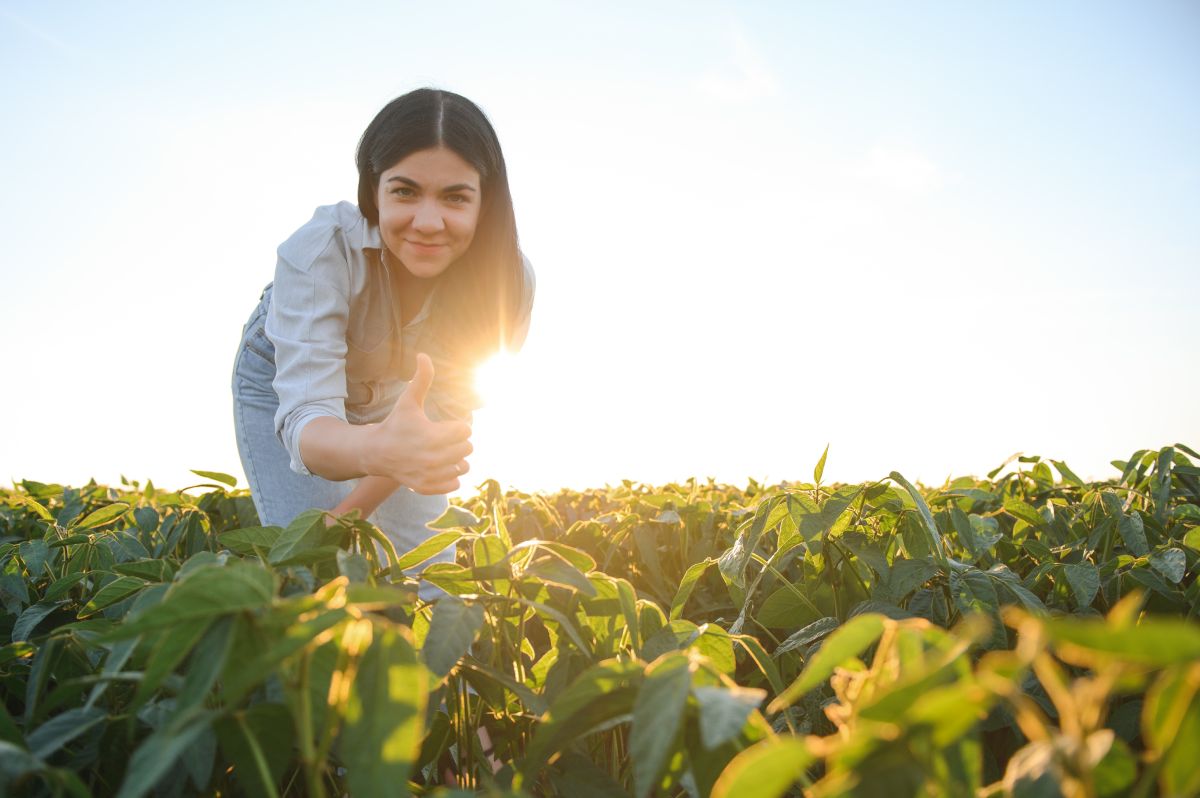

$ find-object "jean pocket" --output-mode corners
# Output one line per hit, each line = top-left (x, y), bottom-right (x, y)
(241, 324), (276, 369)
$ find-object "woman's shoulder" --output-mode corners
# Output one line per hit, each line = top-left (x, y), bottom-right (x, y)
(277, 202), (371, 273)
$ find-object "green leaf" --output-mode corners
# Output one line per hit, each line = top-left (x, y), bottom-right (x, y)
(1003, 497), (1045, 529)
(77, 576), (149, 618)
(1148, 548), (1186, 584)
(1117, 513), (1149, 557)
(394, 530), (466, 571)
(813, 444), (829, 484)
(1092, 735), (1136, 798)
(1046, 618), (1200, 667)
(710, 737), (813, 798)
(267, 509), (338, 566)
(12, 601), (61, 642)
(1049, 460), (1085, 488)
(72, 502), (130, 530)
(670, 558), (715, 620)
(112, 559), (175, 582)
(214, 705), (295, 798)
(116, 712), (218, 798)
(889, 472), (948, 567)
(176, 616), (237, 713)
(217, 526), (283, 556)
(768, 614), (887, 712)
(133, 617), (212, 707)
(631, 654), (692, 798)
(341, 624), (428, 796)
(426, 504), (482, 529)
(1144, 665), (1200, 797)
(525, 550), (597, 596)
(774, 617), (839, 657)
(1061, 563), (1100, 607)
(26, 707), (106, 759)
(694, 624), (737, 675)
(519, 659), (643, 782)
(880, 558), (939, 604)
(731, 634), (787, 696)
(694, 685), (765, 749)
(15, 493), (54, 522)
(336, 550), (371, 583)
(190, 470), (238, 487)
(1183, 526), (1200, 552)
(422, 596), (485, 679)
(114, 560), (275, 638)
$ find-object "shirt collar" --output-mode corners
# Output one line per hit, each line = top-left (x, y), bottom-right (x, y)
(361, 217), (383, 253)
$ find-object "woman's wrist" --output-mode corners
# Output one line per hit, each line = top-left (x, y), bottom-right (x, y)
(299, 416), (379, 481)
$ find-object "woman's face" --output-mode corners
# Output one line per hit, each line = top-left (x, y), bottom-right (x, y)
(376, 147), (482, 279)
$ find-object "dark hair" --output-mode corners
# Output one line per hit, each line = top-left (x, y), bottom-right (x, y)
(355, 88), (523, 387)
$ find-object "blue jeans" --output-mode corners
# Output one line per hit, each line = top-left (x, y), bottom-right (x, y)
(230, 285), (454, 595)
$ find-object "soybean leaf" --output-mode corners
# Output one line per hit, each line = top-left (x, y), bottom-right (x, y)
(520, 659), (643, 782)
(108, 561), (275, 639)
(72, 502), (129, 531)
(26, 707), (107, 760)
(116, 710), (220, 798)
(217, 526), (283, 556)
(1117, 513), (1149, 557)
(394, 530), (467, 571)
(214, 705), (295, 798)
(341, 624), (428, 797)
(1062, 563), (1100, 607)
(813, 444), (829, 485)
(426, 504), (482, 530)
(631, 654), (692, 798)
(1148, 548), (1186, 584)
(768, 614), (887, 712)
(694, 685), (765, 750)
(775, 617), (840, 657)
(78, 576), (149, 618)
(1046, 617), (1200, 667)
(710, 737), (814, 798)
(668, 558), (716, 621)
(190, 470), (237, 487)
(889, 473), (948, 567)
(422, 596), (485, 679)
(12, 602), (61, 642)
(1003, 497), (1045, 529)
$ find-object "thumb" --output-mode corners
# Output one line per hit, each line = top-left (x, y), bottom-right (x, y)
(401, 352), (435, 411)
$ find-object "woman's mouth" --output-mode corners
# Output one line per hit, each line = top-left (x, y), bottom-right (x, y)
(406, 240), (447, 253)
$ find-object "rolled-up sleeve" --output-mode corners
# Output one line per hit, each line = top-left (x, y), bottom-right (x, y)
(266, 224), (352, 476)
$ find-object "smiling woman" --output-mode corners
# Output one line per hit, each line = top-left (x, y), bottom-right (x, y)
(229, 88), (536, 595)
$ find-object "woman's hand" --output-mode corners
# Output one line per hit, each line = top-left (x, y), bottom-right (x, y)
(364, 353), (472, 495)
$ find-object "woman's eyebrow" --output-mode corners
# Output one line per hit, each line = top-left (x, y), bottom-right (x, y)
(385, 175), (478, 193)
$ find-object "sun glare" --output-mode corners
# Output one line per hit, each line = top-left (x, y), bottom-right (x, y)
(473, 351), (519, 407)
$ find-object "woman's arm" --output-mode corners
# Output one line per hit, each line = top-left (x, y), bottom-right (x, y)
(302, 353), (473, 493)
(323, 474), (401, 527)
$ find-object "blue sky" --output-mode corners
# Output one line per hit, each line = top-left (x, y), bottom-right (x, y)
(2, 1), (1197, 493)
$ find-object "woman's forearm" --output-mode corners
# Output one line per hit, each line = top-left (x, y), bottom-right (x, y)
(298, 416), (378, 481)
(324, 475), (402, 526)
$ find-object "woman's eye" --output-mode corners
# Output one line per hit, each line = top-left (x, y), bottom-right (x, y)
(391, 187), (416, 198)
(446, 194), (469, 204)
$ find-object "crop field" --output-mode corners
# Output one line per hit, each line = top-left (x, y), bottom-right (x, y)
(1, 445), (1199, 797)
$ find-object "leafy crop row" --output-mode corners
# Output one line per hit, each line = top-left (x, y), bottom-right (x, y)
(1, 445), (1198, 797)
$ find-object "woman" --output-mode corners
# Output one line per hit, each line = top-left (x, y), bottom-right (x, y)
(231, 88), (535, 591)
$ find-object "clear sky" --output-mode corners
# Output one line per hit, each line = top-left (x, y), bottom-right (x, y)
(2, 1), (1197, 495)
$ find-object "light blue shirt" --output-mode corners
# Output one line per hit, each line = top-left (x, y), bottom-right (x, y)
(264, 201), (535, 476)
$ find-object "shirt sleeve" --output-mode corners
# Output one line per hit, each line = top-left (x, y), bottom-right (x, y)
(265, 220), (352, 476)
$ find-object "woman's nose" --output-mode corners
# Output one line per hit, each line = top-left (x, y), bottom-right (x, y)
(412, 201), (445, 233)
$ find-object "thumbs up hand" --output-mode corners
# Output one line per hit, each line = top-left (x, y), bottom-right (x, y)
(366, 353), (473, 495)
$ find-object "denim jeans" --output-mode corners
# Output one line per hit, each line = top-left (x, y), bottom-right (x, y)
(230, 284), (454, 596)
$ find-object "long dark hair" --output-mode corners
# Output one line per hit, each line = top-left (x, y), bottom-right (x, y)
(356, 88), (523, 376)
